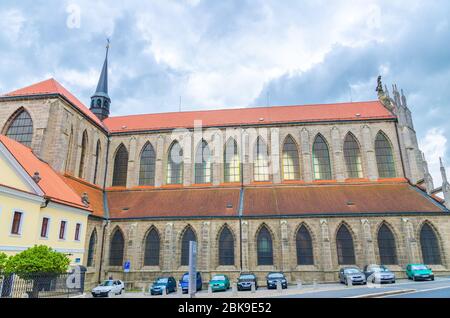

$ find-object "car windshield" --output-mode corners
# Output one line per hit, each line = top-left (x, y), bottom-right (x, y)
(156, 278), (168, 284)
(344, 269), (360, 274)
(371, 266), (389, 272)
(100, 281), (114, 286)
(212, 275), (226, 281)
(412, 265), (428, 270)
(268, 273), (284, 279)
(239, 275), (255, 280)
(182, 274), (189, 282)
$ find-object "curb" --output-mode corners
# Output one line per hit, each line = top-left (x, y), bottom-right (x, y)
(348, 289), (416, 298)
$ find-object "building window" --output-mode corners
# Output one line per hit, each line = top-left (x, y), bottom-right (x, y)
(218, 226), (234, 266)
(93, 140), (101, 184)
(375, 132), (396, 178)
(59, 221), (67, 240)
(195, 140), (212, 184)
(112, 144), (129, 187)
(65, 126), (74, 172)
(144, 228), (160, 266)
(11, 211), (23, 235)
(181, 227), (196, 266)
(167, 141), (183, 185)
(139, 142), (156, 186)
(312, 134), (332, 180)
(296, 225), (314, 265)
(40, 217), (50, 238)
(254, 137), (269, 182)
(336, 224), (355, 265)
(74, 223), (81, 241)
(109, 229), (125, 266)
(257, 226), (273, 265)
(282, 135), (300, 181)
(78, 130), (88, 178)
(5, 109), (33, 147)
(343, 133), (363, 178)
(420, 224), (442, 265)
(224, 138), (240, 183)
(87, 229), (97, 267)
(377, 224), (398, 265)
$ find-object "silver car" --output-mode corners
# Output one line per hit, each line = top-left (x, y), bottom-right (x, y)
(364, 264), (396, 284)
(339, 267), (367, 286)
(91, 280), (125, 297)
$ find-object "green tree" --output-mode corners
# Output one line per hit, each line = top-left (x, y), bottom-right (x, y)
(0, 252), (8, 272)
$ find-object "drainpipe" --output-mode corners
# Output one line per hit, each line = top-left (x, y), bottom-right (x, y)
(239, 126), (244, 272)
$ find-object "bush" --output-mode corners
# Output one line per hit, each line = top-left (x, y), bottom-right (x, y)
(4, 245), (70, 275)
(0, 252), (8, 272)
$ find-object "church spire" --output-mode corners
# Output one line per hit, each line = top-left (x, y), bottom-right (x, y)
(90, 39), (111, 121)
(440, 157), (450, 209)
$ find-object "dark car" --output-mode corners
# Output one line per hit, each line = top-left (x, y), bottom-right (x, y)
(150, 277), (177, 295)
(363, 264), (396, 284)
(237, 273), (258, 291)
(180, 272), (203, 294)
(266, 272), (288, 289)
(339, 267), (367, 285)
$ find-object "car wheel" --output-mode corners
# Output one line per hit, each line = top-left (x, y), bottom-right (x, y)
(413, 276), (416, 281)
(431, 277), (435, 281)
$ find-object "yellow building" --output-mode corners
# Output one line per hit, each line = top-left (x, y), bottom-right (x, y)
(0, 135), (91, 265)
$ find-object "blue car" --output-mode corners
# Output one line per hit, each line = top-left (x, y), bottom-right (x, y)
(180, 272), (202, 294)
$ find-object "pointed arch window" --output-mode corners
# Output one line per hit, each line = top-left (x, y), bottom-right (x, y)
(375, 132), (396, 178)
(313, 134), (332, 180)
(144, 228), (160, 266)
(336, 225), (355, 265)
(109, 229), (124, 266)
(78, 130), (88, 178)
(167, 141), (183, 185)
(224, 138), (240, 183)
(219, 226), (234, 266)
(112, 144), (128, 187)
(5, 109), (33, 147)
(420, 224), (442, 265)
(65, 126), (74, 172)
(195, 140), (212, 184)
(93, 140), (101, 184)
(254, 137), (269, 181)
(87, 229), (97, 267)
(181, 227), (196, 266)
(139, 142), (156, 186)
(282, 135), (300, 180)
(377, 224), (397, 264)
(257, 226), (273, 265)
(344, 133), (363, 178)
(296, 225), (314, 265)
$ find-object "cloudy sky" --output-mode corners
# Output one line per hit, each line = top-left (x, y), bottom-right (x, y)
(0, 0), (449, 185)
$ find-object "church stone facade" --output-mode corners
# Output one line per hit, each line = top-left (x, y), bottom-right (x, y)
(1, 50), (449, 289)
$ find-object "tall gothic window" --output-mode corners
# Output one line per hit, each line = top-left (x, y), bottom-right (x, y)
(167, 141), (183, 185)
(218, 226), (234, 266)
(282, 135), (300, 180)
(344, 133), (363, 178)
(195, 140), (212, 184)
(336, 224), (356, 265)
(139, 142), (156, 186)
(377, 224), (397, 265)
(93, 140), (101, 184)
(112, 144), (128, 187)
(65, 126), (74, 172)
(109, 229), (124, 266)
(254, 137), (269, 181)
(257, 226), (273, 265)
(5, 108), (33, 147)
(87, 229), (97, 267)
(224, 138), (240, 183)
(313, 134), (332, 180)
(375, 132), (396, 178)
(78, 130), (88, 178)
(144, 228), (160, 266)
(181, 227), (196, 266)
(296, 225), (314, 265)
(420, 224), (442, 265)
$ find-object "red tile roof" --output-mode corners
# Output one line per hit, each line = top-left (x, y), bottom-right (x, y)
(2, 78), (106, 129)
(0, 135), (91, 211)
(63, 175), (105, 217)
(103, 101), (396, 133)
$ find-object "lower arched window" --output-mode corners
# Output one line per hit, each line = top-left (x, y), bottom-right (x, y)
(336, 225), (355, 265)
(87, 230), (97, 267)
(296, 225), (314, 265)
(218, 227), (235, 266)
(109, 229), (124, 266)
(257, 226), (273, 265)
(377, 224), (398, 265)
(181, 227), (196, 266)
(420, 224), (442, 265)
(144, 228), (160, 266)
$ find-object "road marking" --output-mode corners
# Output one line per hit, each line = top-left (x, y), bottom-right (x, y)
(346, 289), (416, 298)
(379, 285), (450, 298)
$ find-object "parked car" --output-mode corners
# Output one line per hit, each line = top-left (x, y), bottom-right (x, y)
(266, 272), (288, 289)
(209, 275), (230, 292)
(179, 272), (203, 294)
(406, 264), (435, 281)
(91, 280), (124, 297)
(150, 276), (177, 295)
(339, 267), (367, 285)
(363, 264), (396, 284)
(237, 273), (258, 291)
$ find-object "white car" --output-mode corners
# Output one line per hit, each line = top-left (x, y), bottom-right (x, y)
(91, 280), (125, 297)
